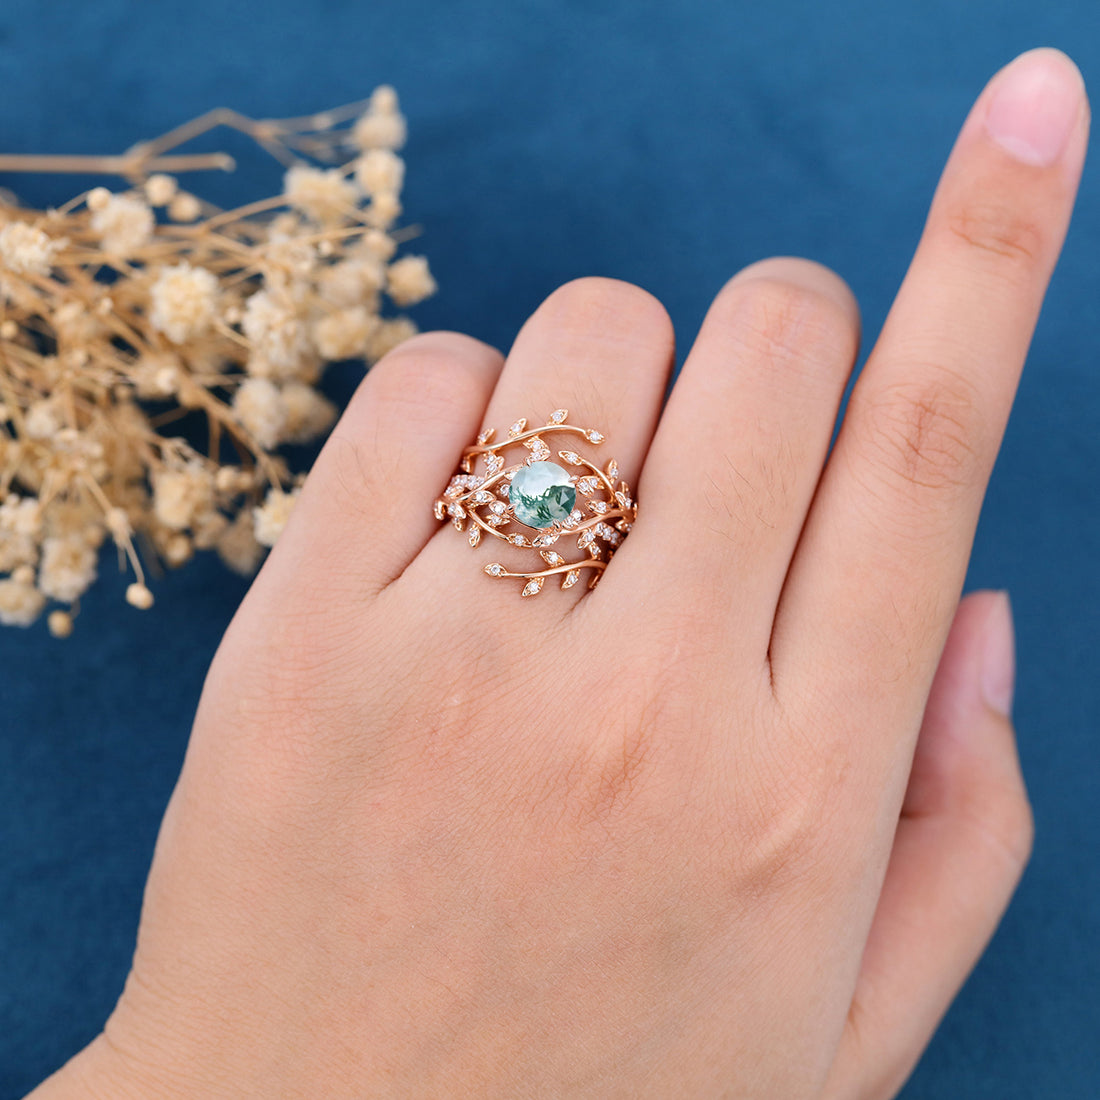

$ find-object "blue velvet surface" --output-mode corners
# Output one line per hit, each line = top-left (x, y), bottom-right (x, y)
(1, 0), (1098, 1095)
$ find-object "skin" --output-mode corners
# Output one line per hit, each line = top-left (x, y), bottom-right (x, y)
(30, 48), (1087, 1099)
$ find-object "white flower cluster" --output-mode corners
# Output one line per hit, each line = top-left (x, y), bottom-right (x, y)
(0, 85), (436, 634)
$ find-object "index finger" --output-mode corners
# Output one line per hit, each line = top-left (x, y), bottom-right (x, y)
(773, 50), (1087, 760)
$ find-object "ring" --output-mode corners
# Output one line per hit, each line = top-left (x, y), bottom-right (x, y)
(434, 409), (637, 596)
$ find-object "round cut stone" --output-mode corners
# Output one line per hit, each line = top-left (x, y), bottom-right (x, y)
(509, 462), (576, 529)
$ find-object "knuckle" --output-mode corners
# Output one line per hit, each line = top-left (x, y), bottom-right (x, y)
(359, 334), (492, 421)
(940, 199), (1045, 272)
(540, 276), (674, 355)
(712, 274), (858, 376)
(852, 372), (984, 498)
(962, 774), (1035, 875)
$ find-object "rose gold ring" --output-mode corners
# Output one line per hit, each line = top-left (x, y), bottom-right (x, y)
(434, 409), (637, 597)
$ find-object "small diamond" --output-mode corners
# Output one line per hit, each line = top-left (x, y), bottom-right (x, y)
(549, 408), (568, 423)
(485, 562), (504, 577)
(562, 509), (583, 529)
(606, 460), (619, 482)
(522, 578), (543, 597)
(559, 450), (582, 466)
(468, 527), (481, 547)
(487, 515), (505, 526)
(508, 418), (528, 437)
(588, 500), (608, 514)
(508, 533), (530, 547)
(585, 429), (604, 443)
(561, 570), (580, 589)
(532, 532), (559, 547)
(497, 482), (510, 498)
(471, 490), (493, 504)
(577, 530), (595, 548)
(541, 550), (565, 565)
(615, 490), (630, 508)
(576, 476), (598, 495)
(486, 454), (504, 475)
(447, 502), (466, 519)
(490, 500), (507, 515)
(477, 427), (495, 444)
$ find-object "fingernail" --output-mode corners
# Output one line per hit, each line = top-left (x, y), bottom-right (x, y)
(980, 591), (1016, 717)
(985, 49), (1084, 167)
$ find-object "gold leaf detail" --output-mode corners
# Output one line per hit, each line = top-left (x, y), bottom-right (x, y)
(508, 418), (528, 437)
(522, 577), (544, 597)
(468, 526), (481, 548)
(548, 408), (568, 424)
(561, 569), (580, 589)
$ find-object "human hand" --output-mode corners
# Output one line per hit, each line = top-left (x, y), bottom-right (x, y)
(32, 48), (1087, 1099)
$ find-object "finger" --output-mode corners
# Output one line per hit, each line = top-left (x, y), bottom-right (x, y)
(775, 50), (1088, 749)
(822, 592), (1031, 1100)
(418, 277), (675, 605)
(612, 258), (858, 656)
(267, 332), (504, 597)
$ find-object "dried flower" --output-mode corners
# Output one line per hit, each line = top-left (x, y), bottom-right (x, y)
(90, 192), (154, 254)
(0, 88), (434, 634)
(0, 221), (63, 275)
(253, 487), (300, 547)
(149, 262), (219, 343)
(283, 165), (359, 225)
(386, 255), (437, 307)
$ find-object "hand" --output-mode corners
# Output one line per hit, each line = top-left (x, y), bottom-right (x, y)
(32, 48), (1087, 1099)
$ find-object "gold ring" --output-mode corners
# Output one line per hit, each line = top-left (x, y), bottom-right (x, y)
(434, 409), (636, 596)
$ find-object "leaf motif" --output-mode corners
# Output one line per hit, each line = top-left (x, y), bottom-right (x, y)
(468, 526), (481, 548)
(485, 453), (504, 474)
(540, 550), (565, 566)
(484, 562), (505, 577)
(532, 532), (559, 547)
(433, 500), (446, 520)
(561, 570), (580, 589)
(559, 450), (583, 466)
(477, 427), (496, 444)
(522, 577), (544, 597)
(606, 459), (619, 482)
(576, 476), (598, 495)
(508, 418), (528, 437)
(508, 533), (530, 547)
(585, 429), (604, 443)
(549, 408), (568, 424)
(577, 529), (594, 548)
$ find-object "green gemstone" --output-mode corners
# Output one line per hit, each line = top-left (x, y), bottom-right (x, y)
(510, 462), (576, 529)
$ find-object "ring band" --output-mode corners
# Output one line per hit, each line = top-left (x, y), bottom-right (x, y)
(434, 409), (637, 596)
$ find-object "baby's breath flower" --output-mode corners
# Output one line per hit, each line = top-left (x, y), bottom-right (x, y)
(144, 174), (178, 207)
(359, 228), (397, 262)
(153, 463), (215, 531)
(0, 221), (63, 275)
(168, 192), (202, 222)
(283, 165), (360, 225)
(125, 581), (154, 609)
(241, 289), (312, 377)
(253, 486), (300, 547)
(24, 400), (63, 440)
(386, 255), (436, 307)
(317, 257), (386, 308)
(354, 149), (405, 196)
(280, 382), (337, 444)
(47, 609), (74, 637)
(216, 510), (264, 575)
(365, 191), (402, 230)
(86, 187), (111, 212)
(352, 88), (407, 151)
(233, 377), (286, 449)
(132, 353), (180, 398)
(0, 530), (38, 573)
(312, 305), (375, 361)
(0, 494), (43, 537)
(0, 575), (46, 626)
(38, 534), (98, 602)
(90, 193), (154, 254)
(149, 262), (219, 344)
(367, 316), (418, 362)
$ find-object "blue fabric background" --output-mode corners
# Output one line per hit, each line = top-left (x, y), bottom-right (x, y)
(1, 0), (1098, 1095)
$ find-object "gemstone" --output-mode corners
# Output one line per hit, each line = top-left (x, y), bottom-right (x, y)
(509, 461), (576, 529)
